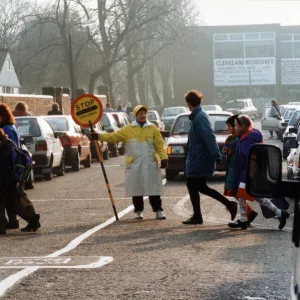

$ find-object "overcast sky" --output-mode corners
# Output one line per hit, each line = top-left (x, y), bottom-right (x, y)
(34, 0), (300, 26)
(199, 0), (300, 25)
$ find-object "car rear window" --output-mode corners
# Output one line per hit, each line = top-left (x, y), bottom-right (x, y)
(44, 118), (68, 131)
(15, 118), (41, 137)
(147, 112), (157, 120)
(162, 107), (187, 117)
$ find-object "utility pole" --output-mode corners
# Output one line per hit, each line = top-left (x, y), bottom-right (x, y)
(69, 33), (76, 102)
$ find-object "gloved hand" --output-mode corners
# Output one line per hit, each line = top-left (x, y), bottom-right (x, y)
(160, 159), (168, 169)
(91, 133), (99, 141)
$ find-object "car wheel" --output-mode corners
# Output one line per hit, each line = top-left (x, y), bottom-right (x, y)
(111, 145), (118, 157)
(283, 147), (290, 160)
(83, 152), (92, 168)
(44, 155), (53, 180)
(55, 155), (65, 176)
(25, 169), (35, 189)
(103, 148), (109, 160)
(166, 169), (178, 181)
(72, 151), (81, 172)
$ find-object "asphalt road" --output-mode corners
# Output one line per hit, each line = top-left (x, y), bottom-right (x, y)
(0, 122), (294, 300)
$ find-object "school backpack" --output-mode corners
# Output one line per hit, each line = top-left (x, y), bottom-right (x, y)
(11, 144), (33, 182)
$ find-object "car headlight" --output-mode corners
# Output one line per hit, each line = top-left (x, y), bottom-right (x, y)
(167, 145), (185, 155)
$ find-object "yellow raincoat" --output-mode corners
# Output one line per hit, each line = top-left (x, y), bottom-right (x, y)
(99, 120), (167, 197)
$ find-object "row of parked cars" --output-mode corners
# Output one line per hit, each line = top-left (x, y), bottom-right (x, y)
(17, 110), (170, 189)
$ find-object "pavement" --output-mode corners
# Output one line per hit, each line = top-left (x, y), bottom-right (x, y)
(0, 122), (294, 300)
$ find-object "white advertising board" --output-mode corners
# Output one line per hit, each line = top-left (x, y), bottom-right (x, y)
(214, 57), (276, 87)
(281, 58), (300, 85)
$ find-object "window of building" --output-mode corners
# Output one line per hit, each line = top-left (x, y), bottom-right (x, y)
(245, 40), (275, 57)
(7, 59), (11, 71)
(245, 33), (259, 40)
(5, 86), (12, 93)
(229, 33), (243, 41)
(214, 42), (244, 58)
(294, 42), (300, 57)
(213, 34), (228, 41)
(260, 32), (275, 40)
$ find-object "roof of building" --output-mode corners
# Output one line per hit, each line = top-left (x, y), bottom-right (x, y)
(0, 49), (8, 69)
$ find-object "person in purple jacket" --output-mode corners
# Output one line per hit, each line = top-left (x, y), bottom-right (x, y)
(228, 115), (290, 230)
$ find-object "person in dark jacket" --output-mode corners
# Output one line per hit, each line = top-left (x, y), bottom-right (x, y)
(0, 103), (21, 228)
(47, 103), (62, 115)
(269, 99), (281, 139)
(0, 128), (40, 234)
(229, 115), (290, 230)
(182, 90), (238, 225)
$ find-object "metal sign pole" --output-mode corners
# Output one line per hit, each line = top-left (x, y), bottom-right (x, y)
(89, 121), (119, 221)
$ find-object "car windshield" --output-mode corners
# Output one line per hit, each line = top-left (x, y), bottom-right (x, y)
(101, 114), (118, 128)
(147, 112), (157, 120)
(171, 114), (229, 135)
(284, 108), (297, 120)
(44, 117), (68, 131)
(15, 118), (41, 137)
(289, 111), (300, 126)
(226, 101), (244, 109)
(162, 107), (186, 117)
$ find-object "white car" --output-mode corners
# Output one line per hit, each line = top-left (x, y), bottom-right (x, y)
(161, 106), (190, 131)
(15, 116), (65, 180)
(226, 99), (258, 118)
(202, 105), (222, 112)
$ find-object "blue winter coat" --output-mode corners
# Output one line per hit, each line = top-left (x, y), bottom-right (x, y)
(2, 125), (21, 148)
(234, 129), (263, 193)
(185, 106), (221, 178)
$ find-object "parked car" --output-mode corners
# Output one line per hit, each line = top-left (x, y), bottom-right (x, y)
(246, 144), (300, 300)
(147, 110), (165, 131)
(282, 110), (300, 159)
(262, 104), (300, 140)
(81, 122), (109, 161)
(15, 116), (65, 180)
(43, 115), (91, 171)
(161, 106), (190, 131)
(164, 111), (233, 180)
(111, 112), (131, 128)
(202, 105), (222, 112)
(100, 113), (125, 156)
(226, 99), (258, 118)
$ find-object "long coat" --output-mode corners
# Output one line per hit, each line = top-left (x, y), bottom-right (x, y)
(185, 106), (220, 178)
(100, 120), (167, 197)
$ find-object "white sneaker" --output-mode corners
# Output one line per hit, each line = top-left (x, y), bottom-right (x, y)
(156, 210), (166, 220)
(135, 211), (143, 220)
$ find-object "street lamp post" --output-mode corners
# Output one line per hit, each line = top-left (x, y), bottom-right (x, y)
(68, 33), (76, 102)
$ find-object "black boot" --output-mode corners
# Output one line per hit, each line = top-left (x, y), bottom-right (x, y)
(7, 219), (19, 230)
(182, 215), (203, 225)
(227, 201), (238, 221)
(278, 211), (290, 230)
(228, 219), (248, 230)
(247, 211), (258, 226)
(21, 214), (40, 233)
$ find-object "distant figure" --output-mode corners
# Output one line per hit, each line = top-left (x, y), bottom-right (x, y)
(48, 103), (62, 115)
(12, 102), (31, 117)
(269, 99), (281, 139)
(117, 105), (125, 112)
(103, 102), (114, 112)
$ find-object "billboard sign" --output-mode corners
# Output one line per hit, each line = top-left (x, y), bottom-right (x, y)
(281, 58), (300, 85)
(214, 57), (276, 87)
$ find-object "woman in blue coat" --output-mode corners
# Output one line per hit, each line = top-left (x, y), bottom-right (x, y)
(182, 90), (238, 225)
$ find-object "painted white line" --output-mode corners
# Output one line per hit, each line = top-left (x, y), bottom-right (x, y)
(0, 178), (167, 297)
(174, 193), (292, 231)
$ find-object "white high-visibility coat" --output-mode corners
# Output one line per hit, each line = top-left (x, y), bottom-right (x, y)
(99, 120), (167, 197)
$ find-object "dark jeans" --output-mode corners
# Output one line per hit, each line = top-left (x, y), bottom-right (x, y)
(132, 196), (163, 212)
(186, 177), (232, 218)
(0, 191), (5, 229)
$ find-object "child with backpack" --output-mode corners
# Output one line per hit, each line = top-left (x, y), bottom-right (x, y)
(222, 115), (258, 226)
(0, 128), (40, 235)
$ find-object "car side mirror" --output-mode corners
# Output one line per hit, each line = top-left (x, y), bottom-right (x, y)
(22, 137), (34, 145)
(246, 145), (282, 198)
(161, 131), (170, 138)
(285, 139), (299, 149)
(289, 127), (298, 134)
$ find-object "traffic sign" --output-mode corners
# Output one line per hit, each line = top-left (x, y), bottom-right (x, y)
(71, 94), (103, 128)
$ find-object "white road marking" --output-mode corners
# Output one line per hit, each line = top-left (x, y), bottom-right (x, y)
(0, 256), (113, 269)
(173, 193), (293, 231)
(0, 178), (167, 297)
